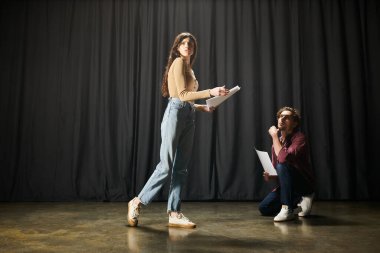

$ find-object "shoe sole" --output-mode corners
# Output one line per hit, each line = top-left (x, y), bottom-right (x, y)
(274, 216), (296, 222)
(128, 218), (138, 227)
(168, 223), (196, 229)
(298, 211), (311, 217)
(274, 219), (295, 222)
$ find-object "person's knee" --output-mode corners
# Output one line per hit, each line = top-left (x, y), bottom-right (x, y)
(258, 202), (273, 216)
(259, 206), (270, 216)
(156, 163), (170, 176)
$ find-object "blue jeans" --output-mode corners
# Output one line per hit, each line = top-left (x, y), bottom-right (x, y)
(259, 163), (313, 216)
(138, 98), (195, 213)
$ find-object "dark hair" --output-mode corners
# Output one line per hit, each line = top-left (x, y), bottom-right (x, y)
(161, 32), (198, 97)
(276, 106), (301, 125)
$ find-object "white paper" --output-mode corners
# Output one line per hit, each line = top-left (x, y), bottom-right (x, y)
(255, 148), (277, 176)
(206, 85), (241, 108)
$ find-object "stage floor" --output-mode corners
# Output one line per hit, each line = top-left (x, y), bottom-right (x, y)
(0, 201), (379, 252)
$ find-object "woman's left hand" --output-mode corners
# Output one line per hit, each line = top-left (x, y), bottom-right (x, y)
(197, 105), (215, 113)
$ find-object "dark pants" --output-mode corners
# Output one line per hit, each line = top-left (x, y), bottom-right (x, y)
(259, 163), (313, 216)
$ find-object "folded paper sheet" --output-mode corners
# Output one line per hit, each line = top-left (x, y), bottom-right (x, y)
(206, 85), (241, 108)
(255, 148), (278, 175)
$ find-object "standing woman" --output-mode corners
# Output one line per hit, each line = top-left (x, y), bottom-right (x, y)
(127, 32), (229, 228)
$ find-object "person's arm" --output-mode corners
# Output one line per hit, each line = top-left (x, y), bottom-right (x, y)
(173, 58), (211, 101)
(277, 133), (306, 164)
(269, 126), (282, 156)
(173, 58), (229, 101)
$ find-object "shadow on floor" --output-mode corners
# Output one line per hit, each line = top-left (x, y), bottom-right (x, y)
(298, 215), (360, 226)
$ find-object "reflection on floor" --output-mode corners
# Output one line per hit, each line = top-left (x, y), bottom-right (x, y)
(0, 201), (379, 252)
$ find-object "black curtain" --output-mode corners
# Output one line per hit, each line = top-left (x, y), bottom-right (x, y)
(1, 0), (379, 201)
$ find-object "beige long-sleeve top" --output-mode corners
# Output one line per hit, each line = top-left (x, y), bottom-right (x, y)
(168, 57), (211, 102)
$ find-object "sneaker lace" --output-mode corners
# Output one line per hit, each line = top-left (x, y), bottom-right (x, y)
(176, 213), (190, 222)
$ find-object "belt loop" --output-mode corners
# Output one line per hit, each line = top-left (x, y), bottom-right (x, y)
(190, 103), (195, 112)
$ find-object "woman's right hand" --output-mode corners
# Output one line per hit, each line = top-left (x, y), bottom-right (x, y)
(210, 86), (229, 96)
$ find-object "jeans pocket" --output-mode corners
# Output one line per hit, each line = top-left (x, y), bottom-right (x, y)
(170, 100), (186, 109)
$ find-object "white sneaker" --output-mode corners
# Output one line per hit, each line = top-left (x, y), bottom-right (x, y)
(127, 197), (141, 227)
(298, 193), (315, 217)
(274, 206), (295, 222)
(168, 213), (196, 229)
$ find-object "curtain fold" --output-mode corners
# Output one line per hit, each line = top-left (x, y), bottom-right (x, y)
(0, 0), (379, 201)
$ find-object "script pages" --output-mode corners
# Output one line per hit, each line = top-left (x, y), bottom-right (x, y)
(206, 85), (241, 108)
(255, 148), (278, 175)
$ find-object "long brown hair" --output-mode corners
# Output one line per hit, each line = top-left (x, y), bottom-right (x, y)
(161, 32), (198, 97)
